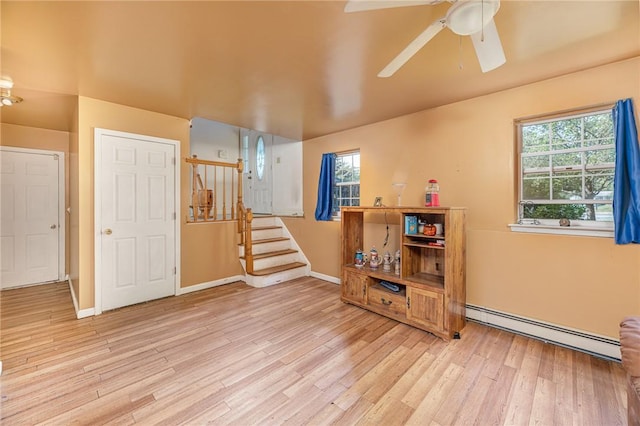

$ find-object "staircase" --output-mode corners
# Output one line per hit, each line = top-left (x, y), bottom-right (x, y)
(239, 215), (310, 287)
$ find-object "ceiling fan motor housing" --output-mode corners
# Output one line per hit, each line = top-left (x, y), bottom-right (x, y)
(446, 0), (500, 35)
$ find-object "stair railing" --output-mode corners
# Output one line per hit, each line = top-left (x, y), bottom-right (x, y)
(186, 155), (255, 274)
(186, 156), (243, 222)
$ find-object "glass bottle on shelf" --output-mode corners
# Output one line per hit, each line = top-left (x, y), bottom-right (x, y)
(425, 179), (440, 207)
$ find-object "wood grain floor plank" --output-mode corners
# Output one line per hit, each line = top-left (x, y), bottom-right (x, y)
(401, 343), (459, 409)
(334, 344), (411, 409)
(474, 363), (518, 425)
(529, 376), (557, 425)
(448, 373), (495, 425)
(503, 338), (544, 425)
(275, 381), (348, 425)
(0, 279), (627, 425)
(356, 343), (435, 424)
(406, 362), (464, 424)
(432, 353), (486, 425)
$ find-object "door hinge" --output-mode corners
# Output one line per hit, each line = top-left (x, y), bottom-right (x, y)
(173, 212), (176, 220)
(407, 297), (410, 309)
(173, 267), (177, 275)
(172, 157), (176, 165)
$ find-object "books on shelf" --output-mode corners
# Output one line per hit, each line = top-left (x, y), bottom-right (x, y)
(405, 216), (417, 234)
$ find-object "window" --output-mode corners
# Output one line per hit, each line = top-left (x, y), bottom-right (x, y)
(256, 136), (265, 180)
(333, 151), (360, 216)
(516, 106), (615, 230)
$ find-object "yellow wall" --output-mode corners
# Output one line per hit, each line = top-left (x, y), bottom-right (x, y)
(1, 123), (72, 275)
(75, 96), (242, 310)
(288, 57), (640, 339)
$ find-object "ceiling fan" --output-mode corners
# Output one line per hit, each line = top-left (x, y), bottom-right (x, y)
(344, 0), (506, 77)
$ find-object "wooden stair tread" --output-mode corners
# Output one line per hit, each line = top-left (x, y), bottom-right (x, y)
(249, 262), (307, 276)
(241, 248), (298, 260)
(251, 225), (282, 231)
(240, 237), (290, 246)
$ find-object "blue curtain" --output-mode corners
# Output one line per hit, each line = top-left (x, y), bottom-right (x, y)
(315, 153), (336, 221)
(613, 98), (640, 244)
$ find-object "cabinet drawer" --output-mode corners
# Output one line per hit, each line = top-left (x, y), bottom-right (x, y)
(368, 285), (406, 316)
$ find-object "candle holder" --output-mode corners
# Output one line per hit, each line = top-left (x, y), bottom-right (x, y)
(391, 183), (407, 206)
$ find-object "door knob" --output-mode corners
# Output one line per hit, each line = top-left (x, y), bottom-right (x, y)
(104, 229), (112, 235)
(50, 224), (57, 229)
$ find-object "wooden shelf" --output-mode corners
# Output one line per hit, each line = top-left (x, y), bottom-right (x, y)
(370, 282), (406, 297)
(403, 233), (445, 239)
(404, 272), (444, 290)
(403, 242), (445, 249)
(340, 206), (466, 340)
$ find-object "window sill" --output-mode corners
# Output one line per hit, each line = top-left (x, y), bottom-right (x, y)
(508, 223), (613, 238)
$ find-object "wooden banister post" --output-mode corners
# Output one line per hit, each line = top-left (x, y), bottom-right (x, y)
(237, 158), (243, 224)
(245, 209), (254, 275)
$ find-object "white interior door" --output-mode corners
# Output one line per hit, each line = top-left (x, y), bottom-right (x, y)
(95, 129), (178, 312)
(247, 132), (272, 214)
(0, 148), (63, 288)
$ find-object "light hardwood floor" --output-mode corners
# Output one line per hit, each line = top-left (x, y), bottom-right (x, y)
(0, 277), (627, 425)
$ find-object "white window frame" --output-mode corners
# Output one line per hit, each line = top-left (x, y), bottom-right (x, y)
(510, 104), (615, 238)
(333, 150), (360, 219)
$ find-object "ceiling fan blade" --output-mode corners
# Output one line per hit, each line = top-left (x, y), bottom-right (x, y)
(469, 18), (506, 73)
(344, 0), (442, 13)
(378, 19), (446, 77)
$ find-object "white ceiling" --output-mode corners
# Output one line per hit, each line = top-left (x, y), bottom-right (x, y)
(1, 0), (638, 140)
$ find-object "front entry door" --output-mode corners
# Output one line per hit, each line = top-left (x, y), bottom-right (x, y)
(246, 132), (272, 214)
(95, 129), (178, 312)
(0, 148), (63, 288)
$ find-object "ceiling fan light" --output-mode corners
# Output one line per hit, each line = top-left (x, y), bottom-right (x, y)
(1, 97), (13, 106)
(0, 79), (14, 90)
(446, 0), (500, 36)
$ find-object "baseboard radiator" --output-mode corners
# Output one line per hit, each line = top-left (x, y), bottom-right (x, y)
(466, 304), (621, 361)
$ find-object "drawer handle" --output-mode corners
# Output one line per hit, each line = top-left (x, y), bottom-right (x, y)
(381, 298), (392, 306)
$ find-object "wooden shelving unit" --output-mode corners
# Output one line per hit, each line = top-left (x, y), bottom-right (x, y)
(340, 206), (466, 340)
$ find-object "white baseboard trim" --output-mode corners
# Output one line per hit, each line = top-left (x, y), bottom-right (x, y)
(67, 277), (79, 312)
(177, 275), (246, 295)
(77, 307), (95, 318)
(67, 277), (95, 319)
(466, 304), (621, 361)
(310, 271), (340, 285)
